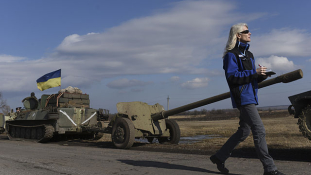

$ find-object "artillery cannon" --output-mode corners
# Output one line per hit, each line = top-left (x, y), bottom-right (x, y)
(288, 89), (311, 140)
(111, 69), (303, 148)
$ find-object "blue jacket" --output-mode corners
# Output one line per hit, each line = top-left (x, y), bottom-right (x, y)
(223, 42), (266, 108)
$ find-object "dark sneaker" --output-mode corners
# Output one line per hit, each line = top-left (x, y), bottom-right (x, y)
(264, 170), (286, 175)
(210, 155), (229, 174)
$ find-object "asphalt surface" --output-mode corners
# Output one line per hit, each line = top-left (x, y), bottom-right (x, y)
(0, 135), (310, 175)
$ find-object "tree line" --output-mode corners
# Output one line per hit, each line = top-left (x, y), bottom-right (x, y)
(0, 92), (10, 115)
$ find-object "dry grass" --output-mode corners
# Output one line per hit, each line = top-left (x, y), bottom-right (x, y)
(177, 112), (311, 150)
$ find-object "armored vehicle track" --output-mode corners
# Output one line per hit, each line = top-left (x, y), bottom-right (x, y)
(6, 124), (54, 142)
(6, 123), (103, 142)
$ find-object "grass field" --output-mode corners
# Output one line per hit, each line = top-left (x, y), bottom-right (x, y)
(177, 113), (310, 150)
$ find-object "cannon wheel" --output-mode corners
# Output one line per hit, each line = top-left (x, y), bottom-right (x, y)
(158, 119), (180, 144)
(111, 117), (135, 149)
(298, 106), (311, 140)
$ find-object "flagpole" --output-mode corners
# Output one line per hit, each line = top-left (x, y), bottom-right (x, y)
(59, 76), (61, 91)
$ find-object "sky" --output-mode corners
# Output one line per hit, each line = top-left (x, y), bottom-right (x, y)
(1, 0), (311, 114)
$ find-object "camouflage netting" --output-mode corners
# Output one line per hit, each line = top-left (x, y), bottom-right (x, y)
(59, 86), (82, 94)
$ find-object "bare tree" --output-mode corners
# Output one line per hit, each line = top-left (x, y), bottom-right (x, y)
(0, 92), (10, 115)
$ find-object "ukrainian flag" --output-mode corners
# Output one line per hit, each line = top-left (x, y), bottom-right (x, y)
(36, 69), (61, 91)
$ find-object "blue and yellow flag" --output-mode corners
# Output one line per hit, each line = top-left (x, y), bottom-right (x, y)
(36, 69), (61, 91)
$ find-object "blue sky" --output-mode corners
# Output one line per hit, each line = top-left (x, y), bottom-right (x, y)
(1, 0), (311, 113)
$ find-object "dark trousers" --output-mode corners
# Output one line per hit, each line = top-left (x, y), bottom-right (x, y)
(215, 104), (276, 172)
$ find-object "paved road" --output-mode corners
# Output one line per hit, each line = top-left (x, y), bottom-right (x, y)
(0, 136), (310, 175)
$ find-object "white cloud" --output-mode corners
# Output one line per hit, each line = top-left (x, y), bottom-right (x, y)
(181, 77), (209, 89)
(0, 54), (26, 63)
(58, 34), (82, 47)
(252, 29), (311, 57)
(107, 78), (152, 89)
(256, 55), (297, 72)
(170, 76), (180, 82)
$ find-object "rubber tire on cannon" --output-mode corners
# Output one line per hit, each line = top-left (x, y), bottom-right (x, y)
(158, 119), (180, 144)
(111, 117), (135, 149)
(298, 106), (311, 140)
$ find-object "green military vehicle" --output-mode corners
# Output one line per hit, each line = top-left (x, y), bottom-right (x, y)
(5, 90), (107, 142)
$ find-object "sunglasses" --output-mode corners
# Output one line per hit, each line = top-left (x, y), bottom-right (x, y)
(240, 30), (250, 34)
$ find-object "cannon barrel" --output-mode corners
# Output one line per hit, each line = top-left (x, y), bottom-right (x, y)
(151, 69), (303, 120)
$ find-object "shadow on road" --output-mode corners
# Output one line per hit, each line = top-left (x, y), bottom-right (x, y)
(118, 159), (241, 175)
